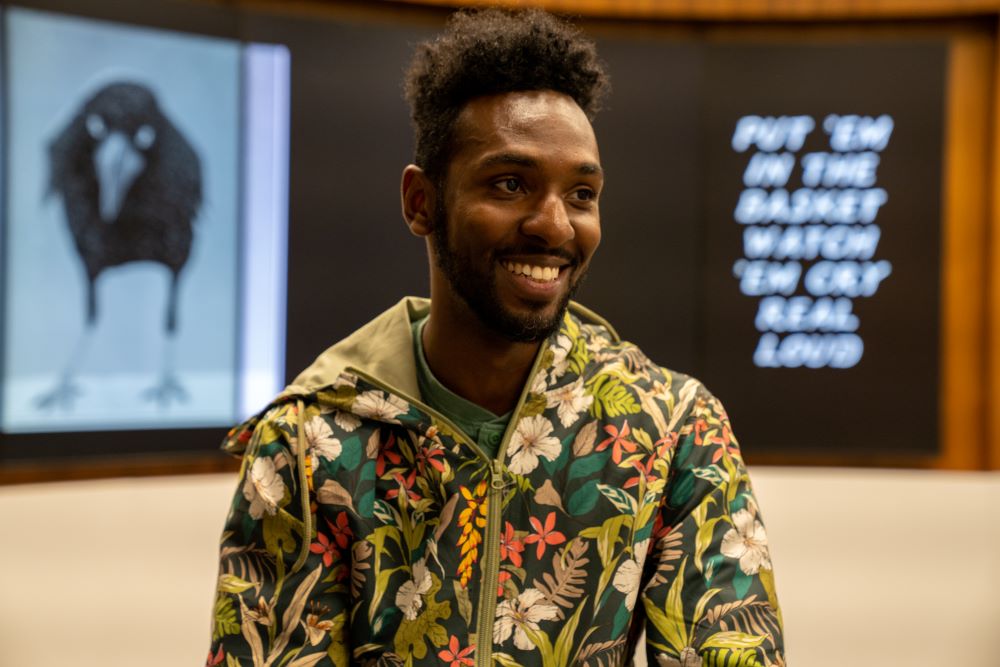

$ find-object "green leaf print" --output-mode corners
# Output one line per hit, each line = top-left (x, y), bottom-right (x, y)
(212, 593), (240, 641)
(567, 480), (601, 516)
(597, 483), (638, 514)
(567, 450), (611, 481)
(586, 374), (641, 419)
(733, 569), (753, 599)
(393, 574), (451, 659)
(339, 436), (363, 470)
(669, 469), (695, 508)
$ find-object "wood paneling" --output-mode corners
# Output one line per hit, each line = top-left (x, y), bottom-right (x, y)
(0, 453), (239, 486)
(383, 0), (1000, 20)
(939, 32), (993, 469)
(989, 16), (1000, 470)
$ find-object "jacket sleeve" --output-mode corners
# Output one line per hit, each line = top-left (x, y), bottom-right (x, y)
(207, 402), (351, 667)
(640, 384), (785, 667)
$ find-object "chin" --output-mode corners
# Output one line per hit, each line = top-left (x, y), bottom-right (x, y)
(481, 297), (570, 343)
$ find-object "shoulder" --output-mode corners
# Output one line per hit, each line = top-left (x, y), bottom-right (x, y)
(558, 305), (727, 434)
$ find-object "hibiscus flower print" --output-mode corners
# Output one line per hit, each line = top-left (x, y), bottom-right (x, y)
(395, 558), (432, 620)
(493, 588), (560, 651)
(242, 457), (285, 519)
(305, 416), (342, 467)
(547, 334), (573, 381)
(545, 376), (593, 428)
(334, 410), (361, 432)
(507, 416), (561, 475)
(721, 508), (772, 575)
(352, 390), (409, 423)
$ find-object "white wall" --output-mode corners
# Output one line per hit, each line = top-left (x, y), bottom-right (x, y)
(1, 467), (998, 666)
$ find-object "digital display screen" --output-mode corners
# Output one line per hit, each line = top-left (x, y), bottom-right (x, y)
(696, 43), (944, 458)
(0, 8), (289, 435)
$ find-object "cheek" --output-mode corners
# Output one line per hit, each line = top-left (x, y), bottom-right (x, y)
(576, 218), (602, 261)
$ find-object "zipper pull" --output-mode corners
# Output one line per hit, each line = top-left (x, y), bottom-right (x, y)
(490, 460), (506, 494)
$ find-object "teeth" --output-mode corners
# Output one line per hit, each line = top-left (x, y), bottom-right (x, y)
(503, 261), (560, 282)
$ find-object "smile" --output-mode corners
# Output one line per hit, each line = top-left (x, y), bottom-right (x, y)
(502, 261), (561, 283)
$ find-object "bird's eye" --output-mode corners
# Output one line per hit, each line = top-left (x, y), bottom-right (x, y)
(134, 125), (156, 150)
(85, 114), (107, 140)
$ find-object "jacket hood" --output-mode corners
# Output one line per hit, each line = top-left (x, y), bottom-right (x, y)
(222, 296), (617, 456)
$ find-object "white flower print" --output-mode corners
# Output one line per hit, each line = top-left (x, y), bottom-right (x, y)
(633, 538), (651, 570)
(493, 588), (560, 651)
(352, 391), (409, 424)
(305, 416), (342, 469)
(507, 416), (561, 475)
(545, 376), (594, 428)
(720, 508), (772, 575)
(243, 457), (285, 519)
(547, 334), (573, 381)
(334, 410), (361, 432)
(394, 558), (432, 620)
(612, 557), (642, 610)
(529, 370), (549, 395)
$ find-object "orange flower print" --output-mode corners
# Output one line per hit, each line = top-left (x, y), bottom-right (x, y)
(596, 420), (638, 464)
(309, 512), (352, 567)
(500, 521), (525, 567)
(205, 646), (225, 666)
(438, 635), (475, 667)
(524, 511), (566, 559)
(375, 432), (402, 476)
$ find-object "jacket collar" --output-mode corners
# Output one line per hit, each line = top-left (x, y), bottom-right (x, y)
(223, 296), (619, 456)
(284, 296), (619, 401)
(285, 296), (427, 400)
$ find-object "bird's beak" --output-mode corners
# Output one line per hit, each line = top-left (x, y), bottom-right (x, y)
(93, 131), (145, 223)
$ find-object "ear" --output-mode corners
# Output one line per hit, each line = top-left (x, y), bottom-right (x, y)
(401, 164), (436, 237)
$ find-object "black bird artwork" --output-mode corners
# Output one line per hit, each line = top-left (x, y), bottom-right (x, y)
(37, 81), (202, 409)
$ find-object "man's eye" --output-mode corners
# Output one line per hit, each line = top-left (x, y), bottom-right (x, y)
(497, 178), (521, 193)
(574, 188), (597, 202)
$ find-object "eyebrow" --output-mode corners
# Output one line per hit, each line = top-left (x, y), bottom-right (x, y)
(478, 152), (603, 176)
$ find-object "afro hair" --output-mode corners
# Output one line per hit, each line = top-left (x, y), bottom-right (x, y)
(404, 8), (609, 181)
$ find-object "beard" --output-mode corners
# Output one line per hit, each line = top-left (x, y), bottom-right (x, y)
(430, 201), (583, 343)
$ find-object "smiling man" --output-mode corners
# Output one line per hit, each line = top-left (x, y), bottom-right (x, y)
(209, 9), (784, 667)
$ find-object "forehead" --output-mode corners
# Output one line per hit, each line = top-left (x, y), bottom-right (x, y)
(449, 90), (600, 170)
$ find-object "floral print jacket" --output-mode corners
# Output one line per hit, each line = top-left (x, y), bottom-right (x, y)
(209, 297), (784, 667)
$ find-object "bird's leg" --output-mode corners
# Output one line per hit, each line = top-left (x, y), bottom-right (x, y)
(34, 326), (94, 410)
(141, 331), (188, 407)
(166, 271), (180, 333)
(86, 278), (98, 327)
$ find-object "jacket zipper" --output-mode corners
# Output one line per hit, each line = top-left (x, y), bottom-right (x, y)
(348, 342), (548, 667)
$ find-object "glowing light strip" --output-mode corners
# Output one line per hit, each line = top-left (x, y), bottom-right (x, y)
(240, 43), (290, 418)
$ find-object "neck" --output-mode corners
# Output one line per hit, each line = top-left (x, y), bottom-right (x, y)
(422, 299), (541, 416)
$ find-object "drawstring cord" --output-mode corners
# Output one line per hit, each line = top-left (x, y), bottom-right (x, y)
(291, 398), (313, 574)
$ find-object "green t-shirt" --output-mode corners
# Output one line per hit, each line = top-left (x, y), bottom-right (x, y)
(411, 317), (510, 459)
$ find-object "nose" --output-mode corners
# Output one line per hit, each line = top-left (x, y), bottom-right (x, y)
(520, 192), (575, 247)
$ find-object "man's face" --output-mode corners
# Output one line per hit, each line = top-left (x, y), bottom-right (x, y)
(430, 90), (603, 342)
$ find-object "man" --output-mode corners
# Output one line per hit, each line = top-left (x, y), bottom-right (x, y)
(209, 9), (784, 667)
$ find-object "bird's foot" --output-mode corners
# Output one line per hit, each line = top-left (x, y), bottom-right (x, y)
(34, 378), (82, 411)
(141, 373), (189, 407)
